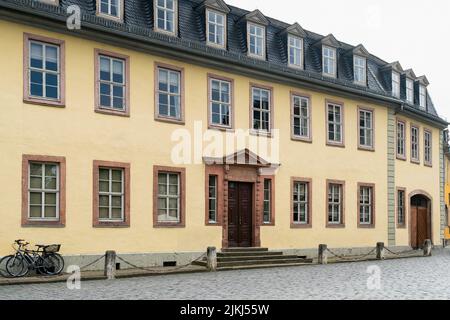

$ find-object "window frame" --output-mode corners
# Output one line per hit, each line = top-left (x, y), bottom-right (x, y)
(322, 45), (337, 78)
(353, 55), (367, 86)
(419, 85), (427, 110)
(207, 175), (218, 224)
(325, 100), (345, 147)
(94, 49), (130, 117)
(290, 91), (312, 142)
(287, 35), (304, 70)
(392, 71), (400, 98)
(358, 106), (375, 151)
(406, 78), (414, 104)
(396, 118), (407, 160)
(154, 0), (178, 36)
(207, 73), (234, 130)
(247, 22), (266, 60)
(93, 160), (130, 228)
(154, 62), (185, 125)
(410, 124), (420, 164)
(262, 178), (272, 225)
(96, 0), (124, 21)
(22, 155), (66, 227)
(153, 166), (186, 228)
(396, 187), (407, 228)
(205, 9), (227, 49)
(357, 183), (375, 228)
(326, 180), (345, 228)
(23, 33), (65, 108)
(424, 129), (432, 167)
(204, 166), (224, 226)
(291, 177), (312, 229)
(250, 83), (274, 136)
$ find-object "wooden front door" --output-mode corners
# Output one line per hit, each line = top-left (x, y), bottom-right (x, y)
(411, 196), (430, 249)
(228, 182), (253, 248)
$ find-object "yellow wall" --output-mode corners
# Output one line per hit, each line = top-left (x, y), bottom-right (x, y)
(0, 20), (443, 255)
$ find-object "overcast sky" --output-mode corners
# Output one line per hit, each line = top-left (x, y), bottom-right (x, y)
(226, 0), (449, 124)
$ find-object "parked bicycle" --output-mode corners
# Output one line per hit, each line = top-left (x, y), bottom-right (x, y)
(2, 240), (64, 278)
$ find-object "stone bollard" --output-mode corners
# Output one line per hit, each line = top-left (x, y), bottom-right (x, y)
(206, 247), (217, 272)
(104, 250), (117, 280)
(376, 242), (385, 260)
(318, 244), (328, 265)
(423, 240), (432, 257)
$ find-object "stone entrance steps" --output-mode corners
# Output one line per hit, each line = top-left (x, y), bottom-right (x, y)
(193, 247), (313, 270)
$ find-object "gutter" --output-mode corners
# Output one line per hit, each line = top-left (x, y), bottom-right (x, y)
(0, 0), (448, 128)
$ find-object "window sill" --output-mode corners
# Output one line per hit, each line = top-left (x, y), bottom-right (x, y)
(410, 159), (421, 165)
(291, 223), (312, 229)
(96, 12), (123, 23)
(154, 222), (185, 228)
(22, 220), (65, 228)
(291, 136), (312, 144)
(95, 108), (130, 118)
(250, 130), (273, 138)
(424, 163), (433, 168)
(155, 116), (185, 126)
(326, 141), (345, 148)
(93, 221), (130, 228)
(358, 145), (375, 152)
(205, 222), (221, 226)
(208, 124), (234, 132)
(326, 224), (345, 229)
(396, 155), (407, 161)
(397, 224), (407, 229)
(261, 222), (275, 227)
(357, 224), (375, 229)
(23, 97), (65, 108)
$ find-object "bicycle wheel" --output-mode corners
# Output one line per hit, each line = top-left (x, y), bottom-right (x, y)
(0, 255), (14, 278)
(6, 255), (27, 277)
(42, 253), (64, 275)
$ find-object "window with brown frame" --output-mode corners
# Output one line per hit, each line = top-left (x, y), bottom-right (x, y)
(291, 93), (311, 142)
(94, 49), (130, 117)
(22, 155), (66, 227)
(153, 166), (186, 228)
(93, 161), (130, 228)
(251, 85), (273, 134)
(326, 101), (344, 147)
(358, 107), (374, 150)
(291, 178), (312, 228)
(155, 63), (185, 124)
(263, 179), (272, 224)
(411, 125), (420, 163)
(23, 33), (65, 107)
(208, 175), (218, 224)
(358, 184), (375, 228)
(208, 74), (233, 130)
(397, 188), (406, 228)
(326, 180), (345, 227)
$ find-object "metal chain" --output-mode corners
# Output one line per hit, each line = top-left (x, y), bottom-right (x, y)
(116, 252), (207, 274)
(79, 255), (105, 271)
(326, 248), (376, 261)
(384, 247), (419, 256)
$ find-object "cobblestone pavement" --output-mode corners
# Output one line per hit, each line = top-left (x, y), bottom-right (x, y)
(1, 250), (450, 300)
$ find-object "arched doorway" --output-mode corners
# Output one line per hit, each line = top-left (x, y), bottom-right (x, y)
(410, 192), (432, 249)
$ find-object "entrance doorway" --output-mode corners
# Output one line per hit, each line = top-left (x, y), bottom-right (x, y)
(228, 182), (253, 248)
(410, 194), (431, 249)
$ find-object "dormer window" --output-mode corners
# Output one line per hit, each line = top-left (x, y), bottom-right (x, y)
(206, 9), (226, 48)
(322, 46), (336, 77)
(353, 55), (366, 85)
(247, 23), (265, 59)
(288, 35), (303, 69)
(97, 0), (122, 20)
(155, 0), (177, 35)
(406, 78), (414, 104)
(419, 85), (426, 109)
(392, 71), (400, 98)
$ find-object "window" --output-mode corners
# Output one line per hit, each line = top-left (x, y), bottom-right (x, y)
(22, 155), (66, 227)
(247, 23), (265, 59)
(98, 0), (122, 19)
(251, 86), (272, 133)
(322, 46), (336, 77)
(288, 35), (303, 69)
(359, 185), (374, 227)
(291, 94), (311, 141)
(209, 77), (232, 129)
(28, 162), (60, 221)
(411, 125), (420, 163)
(153, 166), (185, 227)
(93, 161), (130, 227)
(397, 120), (406, 159)
(359, 108), (374, 150)
(292, 180), (311, 226)
(206, 10), (226, 48)
(419, 85), (427, 110)
(24, 34), (65, 107)
(327, 182), (344, 226)
(98, 168), (124, 222)
(208, 175), (218, 223)
(156, 65), (183, 123)
(155, 0), (177, 34)
(327, 102), (344, 146)
(353, 55), (366, 85)
(96, 53), (128, 114)
(406, 79), (414, 104)
(263, 179), (272, 224)
(397, 188), (406, 227)
(424, 130), (432, 166)
(392, 72), (400, 98)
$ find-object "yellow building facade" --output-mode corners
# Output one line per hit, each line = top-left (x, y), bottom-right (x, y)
(0, 0), (447, 266)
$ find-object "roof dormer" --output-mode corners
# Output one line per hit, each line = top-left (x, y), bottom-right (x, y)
(282, 23), (307, 69)
(415, 76), (429, 110)
(243, 10), (269, 60)
(351, 44), (369, 86)
(402, 69), (416, 104)
(318, 34), (340, 78)
(197, 0), (230, 49)
(381, 61), (403, 98)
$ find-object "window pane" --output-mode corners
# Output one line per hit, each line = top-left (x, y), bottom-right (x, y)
(30, 192), (42, 205)
(30, 177), (42, 189)
(29, 206), (42, 218)
(99, 207), (109, 219)
(99, 195), (109, 207)
(45, 193), (57, 205)
(44, 206), (57, 218)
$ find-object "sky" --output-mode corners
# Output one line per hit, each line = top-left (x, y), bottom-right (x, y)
(226, 0), (450, 123)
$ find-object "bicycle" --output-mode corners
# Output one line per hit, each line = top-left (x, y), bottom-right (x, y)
(5, 240), (65, 278)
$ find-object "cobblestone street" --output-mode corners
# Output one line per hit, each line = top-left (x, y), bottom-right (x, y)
(1, 250), (450, 300)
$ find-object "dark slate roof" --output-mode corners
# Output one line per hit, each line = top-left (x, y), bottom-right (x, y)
(1, 0), (444, 123)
